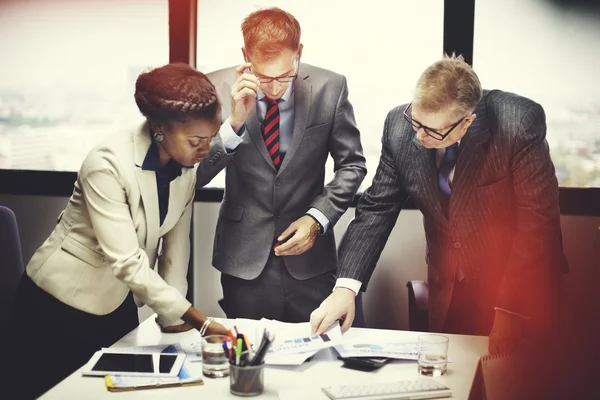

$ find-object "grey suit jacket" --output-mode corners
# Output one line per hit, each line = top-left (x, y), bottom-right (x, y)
(197, 63), (367, 280)
(338, 90), (566, 332)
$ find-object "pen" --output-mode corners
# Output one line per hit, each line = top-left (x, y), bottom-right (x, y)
(236, 338), (242, 366)
(250, 332), (275, 366)
(222, 342), (229, 360)
(243, 334), (253, 358)
(227, 329), (237, 343)
(240, 350), (250, 367)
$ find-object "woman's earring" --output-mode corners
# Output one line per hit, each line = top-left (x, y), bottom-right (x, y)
(153, 131), (164, 142)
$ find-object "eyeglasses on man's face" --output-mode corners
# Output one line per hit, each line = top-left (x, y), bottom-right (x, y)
(249, 59), (299, 84)
(403, 103), (467, 141)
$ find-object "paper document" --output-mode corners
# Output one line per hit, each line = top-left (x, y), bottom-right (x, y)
(334, 341), (420, 360)
(107, 319), (342, 367)
(222, 318), (342, 365)
(267, 320), (342, 355)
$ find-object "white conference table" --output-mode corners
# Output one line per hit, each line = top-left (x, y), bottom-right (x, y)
(41, 317), (488, 400)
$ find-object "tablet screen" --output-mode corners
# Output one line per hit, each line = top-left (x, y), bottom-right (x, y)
(92, 353), (177, 373)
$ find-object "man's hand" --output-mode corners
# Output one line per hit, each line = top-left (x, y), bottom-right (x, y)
(274, 215), (319, 256)
(229, 63), (260, 133)
(488, 310), (525, 355)
(310, 287), (356, 335)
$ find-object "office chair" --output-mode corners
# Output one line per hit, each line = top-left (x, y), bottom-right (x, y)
(406, 280), (429, 331)
(0, 206), (24, 325)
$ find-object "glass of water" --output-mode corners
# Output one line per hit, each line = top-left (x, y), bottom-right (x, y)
(202, 334), (230, 378)
(417, 334), (449, 376)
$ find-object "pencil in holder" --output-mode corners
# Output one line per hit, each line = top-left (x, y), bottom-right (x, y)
(229, 361), (265, 397)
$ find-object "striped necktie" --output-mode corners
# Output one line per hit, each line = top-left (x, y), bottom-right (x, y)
(438, 142), (458, 197)
(262, 99), (281, 169)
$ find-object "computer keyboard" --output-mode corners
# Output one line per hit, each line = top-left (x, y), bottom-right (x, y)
(321, 377), (452, 400)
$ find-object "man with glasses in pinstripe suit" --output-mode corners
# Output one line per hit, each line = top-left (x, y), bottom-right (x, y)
(311, 54), (566, 355)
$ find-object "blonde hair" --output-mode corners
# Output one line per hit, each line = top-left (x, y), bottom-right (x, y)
(241, 7), (301, 61)
(413, 53), (482, 118)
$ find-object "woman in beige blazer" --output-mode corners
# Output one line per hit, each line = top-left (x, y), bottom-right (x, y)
(8, 63), (227, 398)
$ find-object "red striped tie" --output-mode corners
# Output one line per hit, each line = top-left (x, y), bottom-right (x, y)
(262, 99), (281, 169)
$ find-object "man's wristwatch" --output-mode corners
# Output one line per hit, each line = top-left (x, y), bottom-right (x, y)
(305, 214), (324, 235)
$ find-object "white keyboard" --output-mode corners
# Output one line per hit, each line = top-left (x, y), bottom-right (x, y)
(321, 377), (452, 400)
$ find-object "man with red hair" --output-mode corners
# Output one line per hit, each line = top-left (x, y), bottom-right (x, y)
(197, 7), (366, 323)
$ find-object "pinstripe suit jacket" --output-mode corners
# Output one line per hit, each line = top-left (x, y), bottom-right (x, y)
(338, 90), (566, 332)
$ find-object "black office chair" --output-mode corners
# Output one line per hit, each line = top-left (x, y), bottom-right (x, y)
(406, 280), (429, 331)
(0, 206), (24, 327)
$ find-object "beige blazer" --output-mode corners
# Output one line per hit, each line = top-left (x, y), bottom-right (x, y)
(26, 121), (194, 326)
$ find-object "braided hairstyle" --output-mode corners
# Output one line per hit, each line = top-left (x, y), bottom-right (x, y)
(134, 63), (220, 127)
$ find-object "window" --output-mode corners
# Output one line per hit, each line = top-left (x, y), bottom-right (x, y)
(474, 0), (600, 187)
(196, 0), (443, 189)
(0, 0), (168, 171)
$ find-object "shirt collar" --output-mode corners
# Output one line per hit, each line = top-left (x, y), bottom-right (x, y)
(142, 140), (162, 171)
(142, 140), (191, 176)
(256, 81), (294, 103)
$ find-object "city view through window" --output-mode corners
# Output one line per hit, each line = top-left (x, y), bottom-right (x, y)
(1, 0), (598, 189)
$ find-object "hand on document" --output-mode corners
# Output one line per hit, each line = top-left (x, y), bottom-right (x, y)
(310, 287), (356, 335)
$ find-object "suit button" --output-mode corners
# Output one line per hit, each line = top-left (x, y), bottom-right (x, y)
(275, 179), (282, 187)
(208, 159), (214, 164)
(276, 214), (281, 219)
(453, 242), (461, 249)
(216, 151), (222, 157)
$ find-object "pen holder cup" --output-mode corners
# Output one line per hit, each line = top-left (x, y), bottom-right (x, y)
(229, 362), (265, 397)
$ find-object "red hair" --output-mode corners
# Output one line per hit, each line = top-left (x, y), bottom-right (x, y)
(241, 7), (301, 61)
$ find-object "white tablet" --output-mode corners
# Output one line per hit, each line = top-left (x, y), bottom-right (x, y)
(81, 350), (186, 377)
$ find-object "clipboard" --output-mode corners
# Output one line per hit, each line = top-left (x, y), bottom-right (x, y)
(104, 375), (203, 392)
(104, 365), (203, 392)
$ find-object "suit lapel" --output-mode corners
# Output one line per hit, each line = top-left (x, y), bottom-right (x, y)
(134, 123), (160, 249)
(278, 72), (311, 175)
(160, 170), (191, 232)
(411, 137), (449, 229)
(449, 100), (492, 223)
(247, 103), (277, 171)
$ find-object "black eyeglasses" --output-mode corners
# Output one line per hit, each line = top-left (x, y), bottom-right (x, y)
(253, 73), (298, 84)
(403, 103), (467, 141)
(249, 59), (299, 84)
